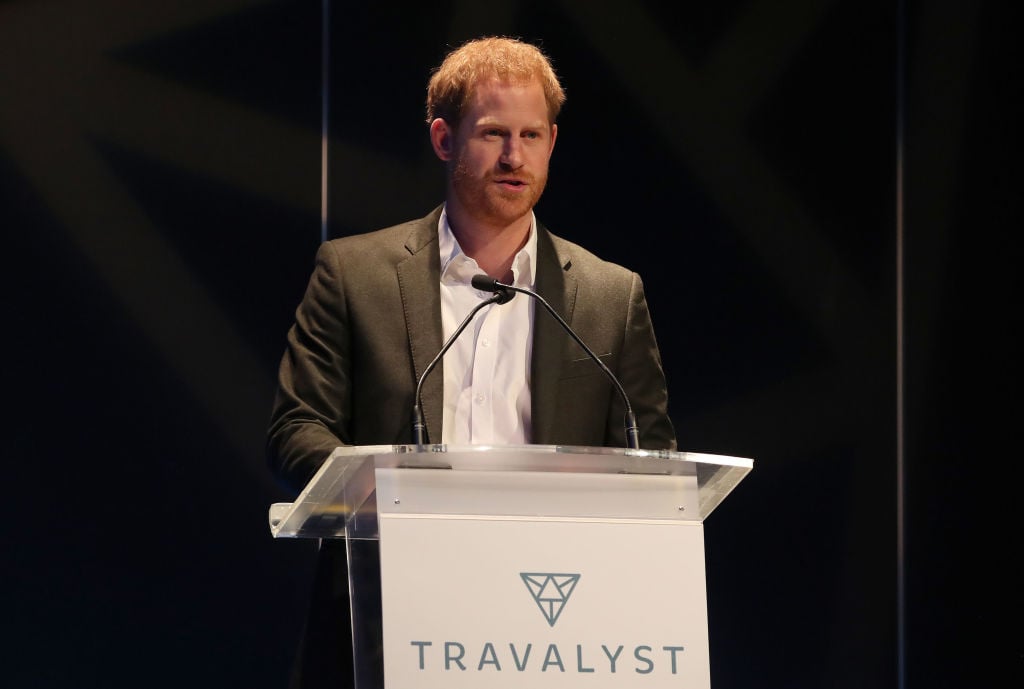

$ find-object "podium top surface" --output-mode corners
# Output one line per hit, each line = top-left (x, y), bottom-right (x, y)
(269, 444), (752, 539)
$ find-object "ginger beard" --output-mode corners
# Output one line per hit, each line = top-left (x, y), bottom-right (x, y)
(448, 152), (549, 229)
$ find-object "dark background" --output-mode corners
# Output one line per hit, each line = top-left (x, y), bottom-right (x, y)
(2, 0), (1020, 687)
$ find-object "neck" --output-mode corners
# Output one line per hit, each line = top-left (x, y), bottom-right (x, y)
(446, 206), (531, 282)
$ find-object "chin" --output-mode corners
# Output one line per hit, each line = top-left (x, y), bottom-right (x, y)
(489, 191), (542, 222)
(486, 202), (534, 227)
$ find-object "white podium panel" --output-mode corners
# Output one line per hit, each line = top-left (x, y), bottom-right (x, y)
(379, 513), (710, 689)
(269, 445), (752, 689)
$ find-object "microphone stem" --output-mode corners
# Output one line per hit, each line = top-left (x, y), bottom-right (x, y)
(497, 282), (641, 450)
(412, 292), (507, 446)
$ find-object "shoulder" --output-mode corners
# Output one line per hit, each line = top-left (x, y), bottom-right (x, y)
(319, 206), (441, 260)
(539, 224), (638, 287)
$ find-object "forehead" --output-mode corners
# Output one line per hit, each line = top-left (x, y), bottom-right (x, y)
(464, 77), (550, 125)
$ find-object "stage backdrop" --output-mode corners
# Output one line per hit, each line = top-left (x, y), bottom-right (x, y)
(1, 1), (1019, 687)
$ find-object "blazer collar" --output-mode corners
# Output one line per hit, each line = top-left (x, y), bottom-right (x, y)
(397, 207), (445, 443)
(397, 209), (577, 446)
(531, 224), (578, 445)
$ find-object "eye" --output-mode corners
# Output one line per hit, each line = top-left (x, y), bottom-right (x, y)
(482, 128), (503, 138)
(522, 130), (541, 140)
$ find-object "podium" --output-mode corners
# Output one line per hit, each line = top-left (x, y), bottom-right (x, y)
(269, 444), (752, 688)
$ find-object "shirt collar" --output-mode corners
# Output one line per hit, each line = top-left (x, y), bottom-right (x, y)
(438, 206), (538, 289)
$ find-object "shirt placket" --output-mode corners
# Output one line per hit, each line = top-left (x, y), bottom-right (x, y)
(470, 304), (500, 442)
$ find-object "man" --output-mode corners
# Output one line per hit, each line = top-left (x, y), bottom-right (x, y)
(268, 37), (675, 687)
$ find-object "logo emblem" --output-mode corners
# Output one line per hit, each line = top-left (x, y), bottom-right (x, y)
(520, 572), (580, 627)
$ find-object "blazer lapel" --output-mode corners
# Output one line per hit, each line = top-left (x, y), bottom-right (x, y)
(531, 226), (577, 445)
(397, 209), (444, 444)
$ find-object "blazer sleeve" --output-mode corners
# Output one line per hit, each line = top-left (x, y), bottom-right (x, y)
(266, 241), (353, 493)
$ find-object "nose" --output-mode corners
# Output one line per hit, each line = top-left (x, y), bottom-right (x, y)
(500, 136), (524, 169)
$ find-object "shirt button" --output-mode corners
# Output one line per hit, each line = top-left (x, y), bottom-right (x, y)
(474, 394), (485, 405)
(481, 338), (491, 348)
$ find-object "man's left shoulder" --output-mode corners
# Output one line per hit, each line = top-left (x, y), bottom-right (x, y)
(541, 226), (637, 282)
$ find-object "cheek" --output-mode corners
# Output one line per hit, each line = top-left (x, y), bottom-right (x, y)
(526, 141), (552, 161)
(528, 150), (552, 171)
(455, 146), (482, 170)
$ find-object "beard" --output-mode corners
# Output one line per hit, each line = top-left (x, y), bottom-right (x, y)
(450, 158), (548, 228)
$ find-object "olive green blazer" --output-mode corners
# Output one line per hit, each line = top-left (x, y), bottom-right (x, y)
(267, 206), (675, 491)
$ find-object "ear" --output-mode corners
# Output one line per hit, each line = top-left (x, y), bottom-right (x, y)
(549, 123), (558, 155)
(430, 118), (455, 161)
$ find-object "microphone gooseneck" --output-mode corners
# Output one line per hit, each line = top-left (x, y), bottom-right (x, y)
(411, 287), (515, 446)
(471, 274), (641, 450)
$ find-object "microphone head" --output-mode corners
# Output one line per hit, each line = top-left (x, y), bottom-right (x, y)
(471, 274), (499, 292)
(472, 274), (514, 304)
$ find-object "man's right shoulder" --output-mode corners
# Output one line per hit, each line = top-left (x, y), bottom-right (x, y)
(323, 206), (442, 254)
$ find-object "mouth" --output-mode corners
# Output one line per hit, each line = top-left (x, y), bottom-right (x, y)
(494, 177), (529, 190)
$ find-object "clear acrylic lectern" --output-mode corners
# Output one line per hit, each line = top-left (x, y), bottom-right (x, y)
(270, 444), (752, 689)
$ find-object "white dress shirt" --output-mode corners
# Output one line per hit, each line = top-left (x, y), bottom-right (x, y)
(438, 208), (537, 445)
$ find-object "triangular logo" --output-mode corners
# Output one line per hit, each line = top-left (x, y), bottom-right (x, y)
(520, 572), (581, 627)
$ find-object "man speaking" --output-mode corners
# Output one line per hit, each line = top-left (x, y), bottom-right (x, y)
(268, 36), (676, 687)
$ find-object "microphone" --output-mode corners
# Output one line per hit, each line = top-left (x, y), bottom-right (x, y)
(471, 274), (641, 450)
(412, 285), (514, 446)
